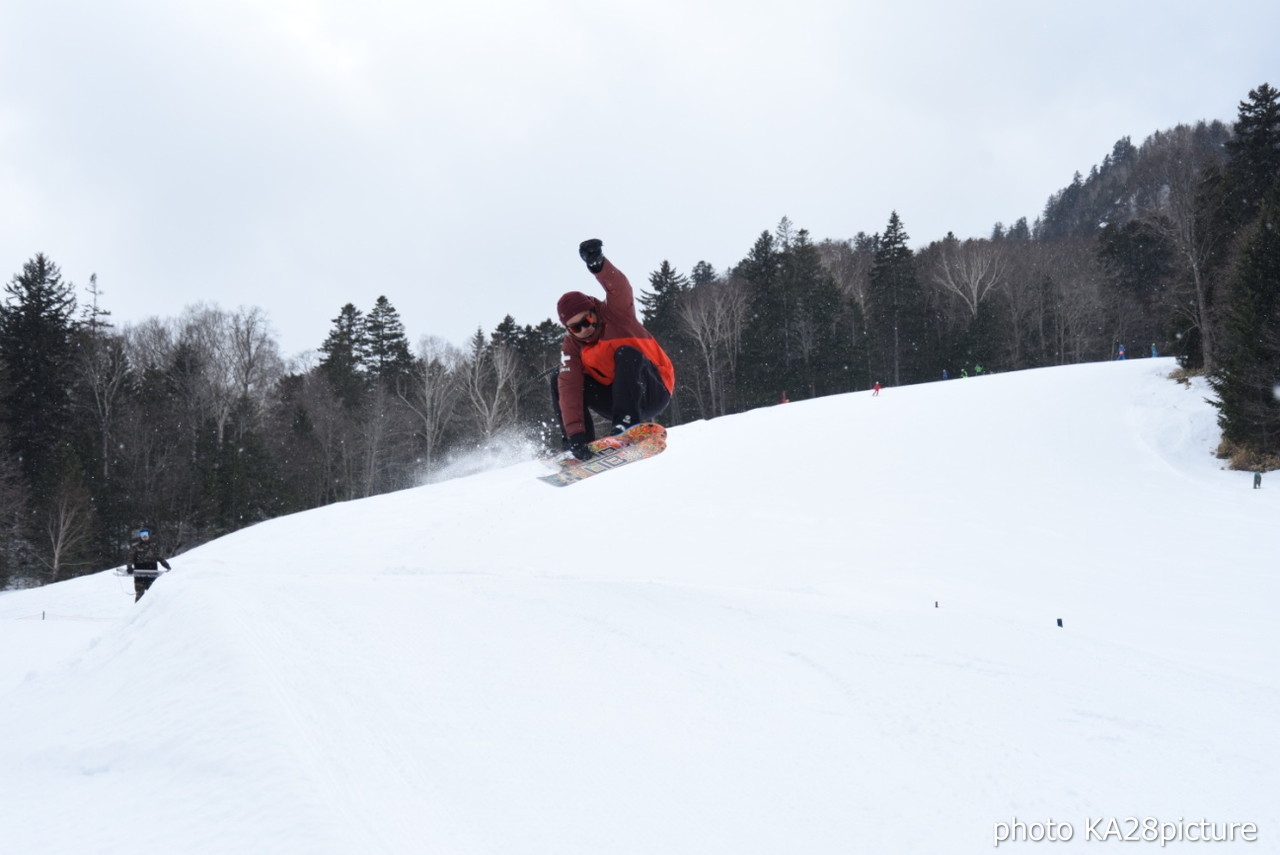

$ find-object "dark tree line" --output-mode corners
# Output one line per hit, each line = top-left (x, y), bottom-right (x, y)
(4, 83), (1277, 589)
(1207, 84), (1280, 467)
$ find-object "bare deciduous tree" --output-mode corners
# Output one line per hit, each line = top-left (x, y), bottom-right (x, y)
(75, 275), (133, 479)
(175, 304), (235, 443)
(1142, 125), (1227, 371)
(119, 319), (194, 529)
(147, 304), (285, 447)
(229, 306), (284, 407)
(399, 336), (463, 474)
(818, 237), (874, 316)
(677, 277), (747, 418)
(125, 316), (175, 372)
(1044, 241), (1107, 364)
(39, 475), (95, 582)
(931, 237), (1008, 318)
(997, 239), (1105, 367)
(463, 332), (520, 440)
(357, 383), (415, 497)
(76, 328), (131, 478)
(1000, 244), (1047, 367)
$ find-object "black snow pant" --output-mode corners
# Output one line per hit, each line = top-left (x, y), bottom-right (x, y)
(133, 565), (159, 602)
(550, 346), (671, 446)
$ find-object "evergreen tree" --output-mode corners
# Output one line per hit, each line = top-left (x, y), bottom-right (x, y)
(491, 315), (561, 382)
(1223, 83), (1280, 225)
(1097, 219), (1177, 353)
(265, 372), (329, 513)
(318, 303), (367, 408)
(1189, 85), (1280, 373)
(691, 261), (717, 288)
(489, 315), (522, 350)
(199, 394), (286, 533)
(1006, 217), (1032, 241)
(0, 425), (30, 587)
(866, 213), (928, 386)
(1209, 193), (1280, 459)
(640, 258), (691, 378)
(638, 261), (692, 423)
(1208, 84), (1280, 461)
(734, 230), (786, 406)
(0, 254), (79, 488)
(783, 230), (847, 396)
(363, 296), (415, 386)
(732, 220), (852, 403)
(519, 318), (565, 377)
(1038, 172), (1086, 240)
(640, 261), (689, 332)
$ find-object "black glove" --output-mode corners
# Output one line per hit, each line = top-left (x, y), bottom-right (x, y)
(161, 560), (172, 571)
(579, 239), (604, 274)
(126, 565), (134, 575)
(567, 433), (594, 461)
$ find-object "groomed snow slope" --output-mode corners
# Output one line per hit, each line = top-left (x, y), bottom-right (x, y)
(1, 359), (1276, 854)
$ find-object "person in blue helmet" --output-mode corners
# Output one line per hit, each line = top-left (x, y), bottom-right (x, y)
(126, 527), (172, 602)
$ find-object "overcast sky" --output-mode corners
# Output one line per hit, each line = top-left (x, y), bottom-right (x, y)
(2, 0), (1276, 359)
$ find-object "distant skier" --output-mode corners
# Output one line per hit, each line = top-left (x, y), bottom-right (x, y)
(550, 239), (676, 461)
(1117, 344), (1126, 360)
(126, 527), (172, 602)
(1255, 470), (1263, 489)
(872, 381), (881, 396)
(1151, 343), (1158, 358)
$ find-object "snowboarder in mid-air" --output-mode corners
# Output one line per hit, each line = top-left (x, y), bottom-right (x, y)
(550, 239), (676, 461)
(127, 527), (172, 602)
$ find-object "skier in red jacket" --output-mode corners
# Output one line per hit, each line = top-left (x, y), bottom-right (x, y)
(551, 239), (675, 460)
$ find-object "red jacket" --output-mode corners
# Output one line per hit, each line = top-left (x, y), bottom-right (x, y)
(557, 260), (675, 437)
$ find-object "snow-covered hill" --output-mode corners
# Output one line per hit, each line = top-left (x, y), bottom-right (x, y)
(1, 359), (1276, 854)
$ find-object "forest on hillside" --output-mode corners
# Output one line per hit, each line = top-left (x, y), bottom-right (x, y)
(3, 83), (1278, 589)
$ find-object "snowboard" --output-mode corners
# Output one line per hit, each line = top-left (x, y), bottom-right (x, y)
(113, 567), (170, 577)
(538, 422), (667, 487)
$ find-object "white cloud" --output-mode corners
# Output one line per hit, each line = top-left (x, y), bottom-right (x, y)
(1, 0), (1277, 356)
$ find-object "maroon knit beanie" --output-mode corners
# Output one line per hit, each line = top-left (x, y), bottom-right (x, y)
(557, 291), (595, 324)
